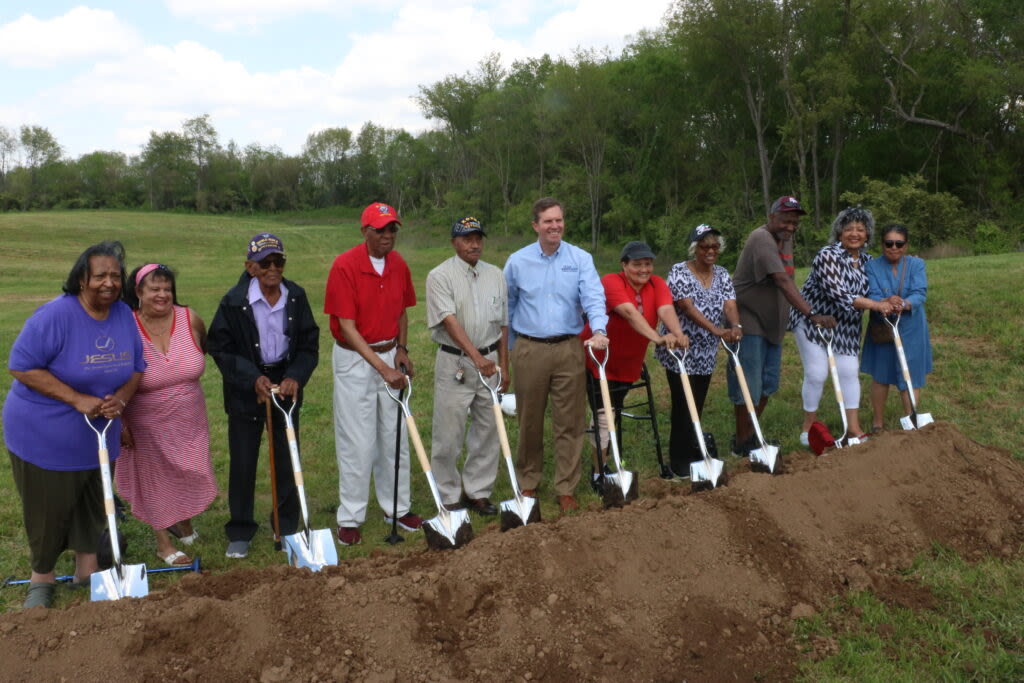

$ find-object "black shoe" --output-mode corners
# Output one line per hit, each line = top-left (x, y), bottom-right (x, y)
(462, 496), (498, 516)
(729, 434), (757, 457)
(589, 464), (612, 493)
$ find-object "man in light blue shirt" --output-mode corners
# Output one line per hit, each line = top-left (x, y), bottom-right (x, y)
(504, 197), (609, 513)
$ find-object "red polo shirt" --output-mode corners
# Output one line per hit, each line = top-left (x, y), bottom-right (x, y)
(582, 272), (672, 383)
(324, 242), (416, 344)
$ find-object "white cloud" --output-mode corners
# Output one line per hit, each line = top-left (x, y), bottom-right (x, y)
(0, 6), (142, 68)
(526, 0), (670, 57)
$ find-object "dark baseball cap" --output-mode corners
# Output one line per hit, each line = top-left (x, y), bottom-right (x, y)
(247, 233), (284, 261)
(687, 224), (721, 244)
(620, 240), (656, 261)
(770, 196), (806, 215)
(451, 216), (486, 238)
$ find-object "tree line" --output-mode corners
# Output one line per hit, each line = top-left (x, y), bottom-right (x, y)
(2, 0), (1021, 259)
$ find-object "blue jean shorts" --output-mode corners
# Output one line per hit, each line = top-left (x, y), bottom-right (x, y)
(726, 334), (782, 405)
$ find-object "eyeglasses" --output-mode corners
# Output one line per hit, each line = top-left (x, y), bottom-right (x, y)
(697, 243), (721, 251)
(258, 256), (286, 269)
(883, 240), (906, 248)
(374, 225), (400, 234)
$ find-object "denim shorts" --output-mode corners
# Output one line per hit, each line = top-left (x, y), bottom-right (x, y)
(726, 334), (782, 405)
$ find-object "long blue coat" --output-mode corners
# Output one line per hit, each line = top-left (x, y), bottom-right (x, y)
(860, 255), (933, 389)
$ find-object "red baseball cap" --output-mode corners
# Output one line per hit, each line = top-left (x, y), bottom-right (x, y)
(361, 202), (402, 230)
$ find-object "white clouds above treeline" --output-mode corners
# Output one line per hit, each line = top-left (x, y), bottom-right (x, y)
(0, 1), (671, 156)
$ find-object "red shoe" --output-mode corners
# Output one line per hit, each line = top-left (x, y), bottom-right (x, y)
(384, 513), (423, 532)
(337, 526), (361, 546)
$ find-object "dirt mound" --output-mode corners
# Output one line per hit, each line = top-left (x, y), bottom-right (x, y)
(2, 422), (1022, 682)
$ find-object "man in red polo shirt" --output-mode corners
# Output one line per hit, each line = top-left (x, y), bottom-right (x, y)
(325, 202), (422, 546)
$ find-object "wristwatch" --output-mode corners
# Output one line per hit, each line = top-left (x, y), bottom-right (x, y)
(594, 329), (606, 336)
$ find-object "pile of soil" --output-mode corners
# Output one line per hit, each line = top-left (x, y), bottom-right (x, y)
(2, 422), (1022, 681)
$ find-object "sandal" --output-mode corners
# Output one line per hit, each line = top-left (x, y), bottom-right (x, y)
(158, 550), (192, 566)
(167, 524), (199, 546)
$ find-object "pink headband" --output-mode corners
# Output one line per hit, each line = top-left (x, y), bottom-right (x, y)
(135, 263), (161, 286)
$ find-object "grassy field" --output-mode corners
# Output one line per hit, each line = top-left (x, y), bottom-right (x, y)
(1, 210), (1022, 677)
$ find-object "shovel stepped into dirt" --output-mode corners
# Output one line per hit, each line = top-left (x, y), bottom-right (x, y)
(585, 345), (638, 507)
(270, 389), (338, 571)
(477, 368), (540, 530)
(669, 348), (726, 491)
(884, 313), (935, 430)
(721, 339), (781, 474)
(84, 415), (148, 601)
(385, 374), (474, 550)
(816, 327), (862, 448)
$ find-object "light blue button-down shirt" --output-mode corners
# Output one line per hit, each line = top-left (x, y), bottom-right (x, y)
(504, 240), (608, 343)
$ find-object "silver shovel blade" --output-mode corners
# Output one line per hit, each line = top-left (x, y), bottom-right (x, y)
(499, 495), (538, 527)
(900, 412), (934, 430)
(749, 444), (780, 473)
(423, 509), (474, 550)
(91, 563), (148, 601)
(604, 469), (637, 501)
(690, 457), (725, 487)
(284, 528), (338, 571)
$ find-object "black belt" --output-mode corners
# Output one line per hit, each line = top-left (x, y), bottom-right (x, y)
(439, 340), (500, 357)
(516, 333), (576, 344)
(259, 361), (286, 375)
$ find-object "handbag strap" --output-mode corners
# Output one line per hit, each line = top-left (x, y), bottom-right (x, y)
(894, 256), (907, 297)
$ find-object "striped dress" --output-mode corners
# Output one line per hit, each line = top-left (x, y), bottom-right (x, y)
(116, 305), (217, 529)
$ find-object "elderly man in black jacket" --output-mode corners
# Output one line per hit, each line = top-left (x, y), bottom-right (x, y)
(208, 233), (319, 559)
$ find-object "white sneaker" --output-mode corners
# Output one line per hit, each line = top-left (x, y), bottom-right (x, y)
(799, 432), (810, 447)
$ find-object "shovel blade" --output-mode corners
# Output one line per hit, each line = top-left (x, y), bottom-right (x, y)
(749, 444), (781, 474)
(284, 529), (338, 571)
(91, 563), (148, 601)
(602, 470), (639, 508)
(900, 412), (934, 430)
(690, 457), (725, 490)
(499, 495), (541, 531)
(422, 510), (474, 550)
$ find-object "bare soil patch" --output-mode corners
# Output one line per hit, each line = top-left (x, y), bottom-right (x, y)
(2, 422), (1022, 682)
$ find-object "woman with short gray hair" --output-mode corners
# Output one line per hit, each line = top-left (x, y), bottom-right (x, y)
(788, 207), (893, 446)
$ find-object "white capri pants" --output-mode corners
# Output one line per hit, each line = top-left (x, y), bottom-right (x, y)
(793, 330), (860, 412)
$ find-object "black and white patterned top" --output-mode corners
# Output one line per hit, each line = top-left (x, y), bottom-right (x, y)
(788, 242), (872, 356)
(656, 262), (735, 376)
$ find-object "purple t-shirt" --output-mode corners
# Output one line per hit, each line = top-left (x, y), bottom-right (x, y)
(3, 295), (146, 470)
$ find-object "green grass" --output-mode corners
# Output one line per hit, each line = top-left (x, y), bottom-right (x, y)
(795, 546), (1024, 681)
(1, 211), (1022, 678)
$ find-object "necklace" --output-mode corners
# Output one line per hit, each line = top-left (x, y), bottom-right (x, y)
(139, 311), (172, 337)
(688, 261), (714, 287)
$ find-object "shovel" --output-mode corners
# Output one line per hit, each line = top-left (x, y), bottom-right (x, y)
(669, 349), (726, 491)
(477, 368), (540, 531)
(721, 339), (781, 474)
(84, 415), (148, 601)
(884, 313), (934, 430)
(385, 375), (474, 550)
(585, 345), (638, 507)
(270, 389), (338, 571)
(815, 327), (861, 448)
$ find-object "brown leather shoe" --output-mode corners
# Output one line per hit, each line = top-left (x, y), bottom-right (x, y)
(557, 495), (578, 513)
(520, 489), (537, 498)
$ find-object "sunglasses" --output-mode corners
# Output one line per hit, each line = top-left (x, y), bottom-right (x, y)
(883, 240), (906, 248)
(257, 256), (286, 269)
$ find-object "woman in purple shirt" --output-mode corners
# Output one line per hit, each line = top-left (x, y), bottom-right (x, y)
(4, 241), (145, 609)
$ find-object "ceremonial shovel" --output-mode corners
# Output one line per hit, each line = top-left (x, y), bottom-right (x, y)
(884, 313), (934, 430)
(84, 415), (148, 601)
(586, 345), (638, 506)
(816, 327), (861, 447)
(385, 375), (474, 550)
(669, 348), (726, 491)
(270, 389), (338, 571)
(477, 368), (540, 530)
(721, 339), (781, 473)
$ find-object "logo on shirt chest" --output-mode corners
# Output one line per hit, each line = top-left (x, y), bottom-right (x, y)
(82, 351), (130, 365)
(560, 264), (578, 273)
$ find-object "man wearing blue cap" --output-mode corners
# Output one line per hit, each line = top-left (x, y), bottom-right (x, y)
(425, 217), (509, 516)
(208, 233), (320, 559)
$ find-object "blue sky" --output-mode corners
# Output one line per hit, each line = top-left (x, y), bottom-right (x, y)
(0, 1), (673, 159)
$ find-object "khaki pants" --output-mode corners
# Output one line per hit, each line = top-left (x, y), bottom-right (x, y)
(430, 349), (500, 505)
(512, 337), (586, 496)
